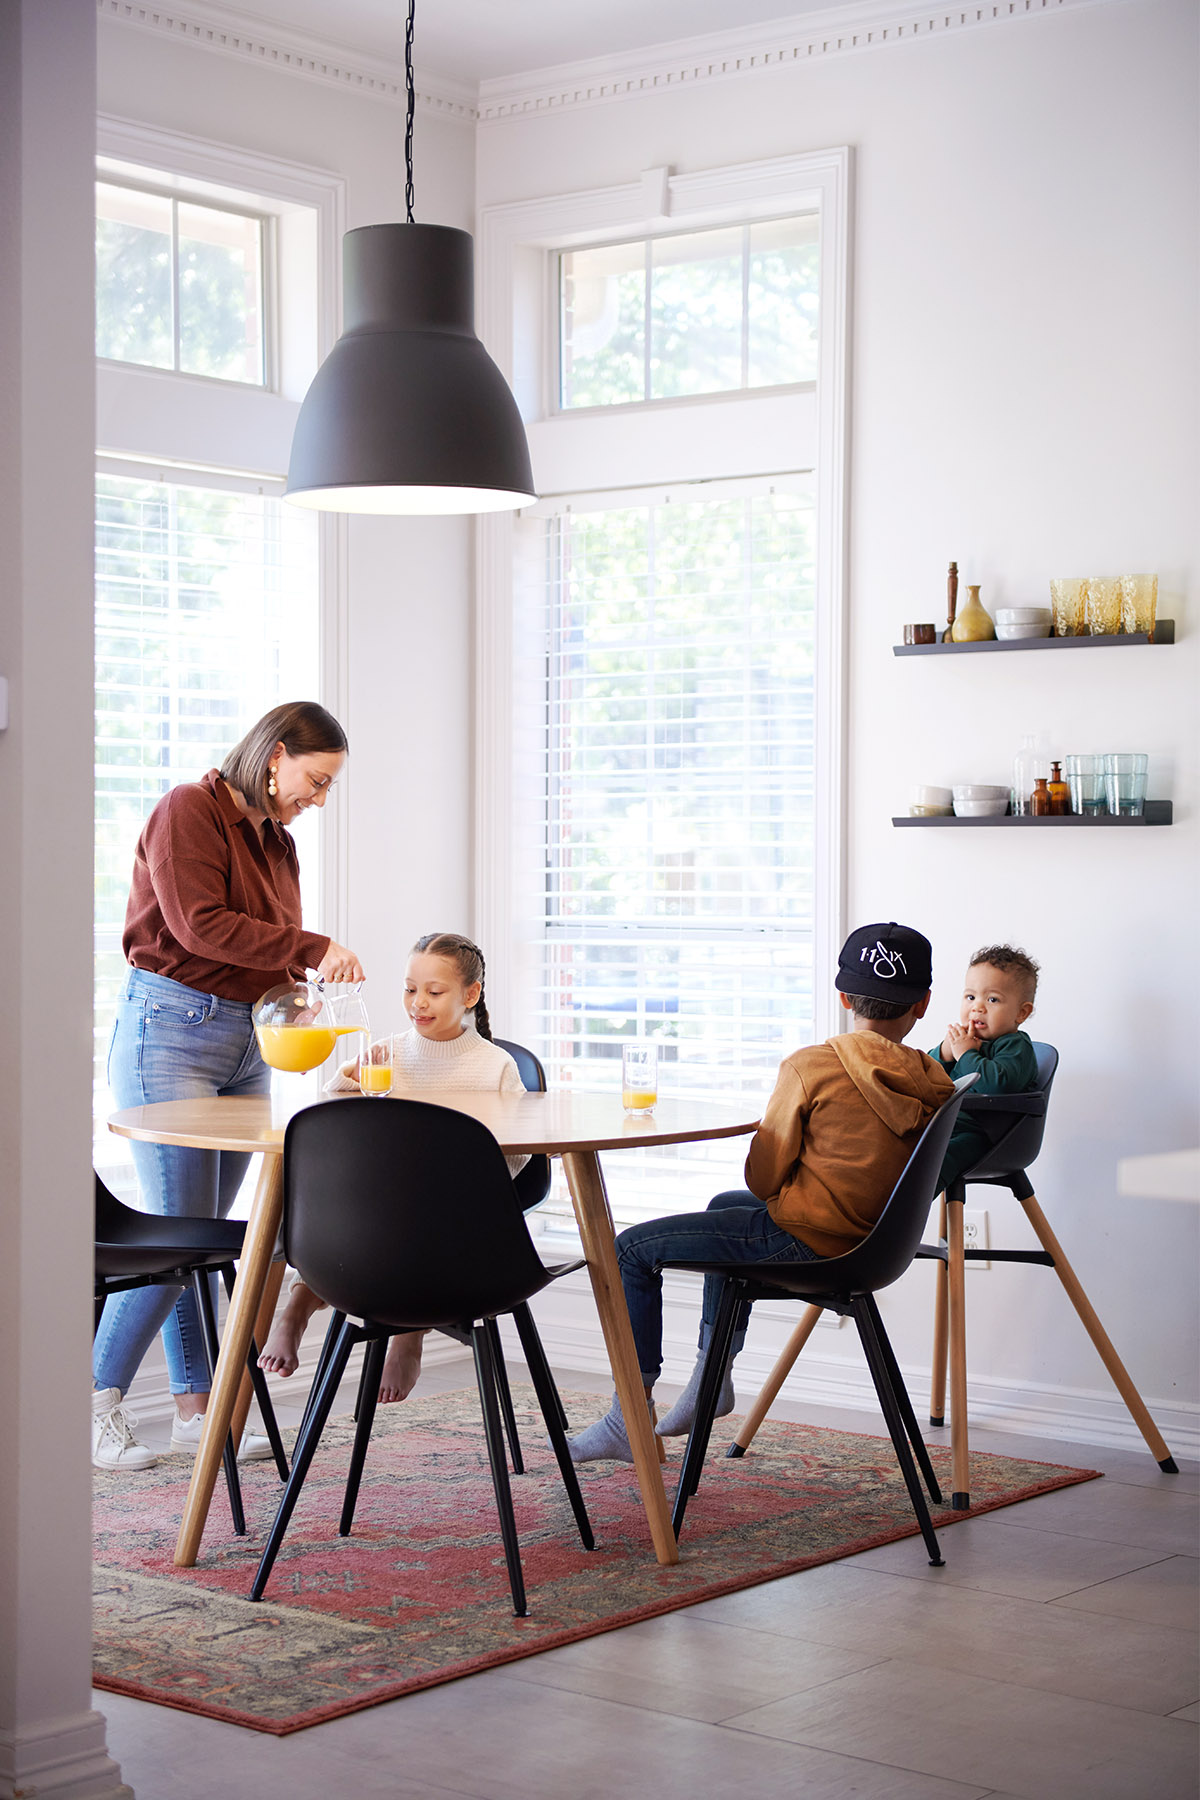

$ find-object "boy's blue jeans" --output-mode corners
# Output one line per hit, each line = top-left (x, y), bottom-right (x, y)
(94, 968), (270, 1397)
(615, 1190), (819, 1383)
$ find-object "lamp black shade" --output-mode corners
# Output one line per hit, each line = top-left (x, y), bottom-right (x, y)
(286, 223), (536, 514)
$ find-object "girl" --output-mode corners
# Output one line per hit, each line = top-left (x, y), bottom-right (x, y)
(259, 932), (529, 1405)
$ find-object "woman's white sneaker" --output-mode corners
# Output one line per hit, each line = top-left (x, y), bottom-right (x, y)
(92, 1387), (158, 1470)
(169, 1411), (273, 1462)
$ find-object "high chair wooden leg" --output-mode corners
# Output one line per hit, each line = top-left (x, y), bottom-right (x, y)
(945, 1197), (970, 1508)
(930, 1195), (949, 1427)
(1020, 1191), (1177, 1471)
(727, 1304), (824, 1455)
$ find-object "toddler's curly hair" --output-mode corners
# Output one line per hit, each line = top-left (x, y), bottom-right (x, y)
(969, 944), (1039, 1003)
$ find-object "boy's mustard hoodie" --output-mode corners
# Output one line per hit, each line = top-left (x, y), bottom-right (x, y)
(744, 1033), (954, 1257)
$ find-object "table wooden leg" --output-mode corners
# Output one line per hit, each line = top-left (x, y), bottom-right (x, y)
(561, 1150), (679, 1567)
(174, 1152), (283, 1567)
(731, 1304), (823, 1453)
(229, 1256), (286, 1447)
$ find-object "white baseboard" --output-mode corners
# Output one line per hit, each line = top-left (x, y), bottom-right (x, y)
(0, 1712), (132, 1800)
(118, 1272), (1197, 1463)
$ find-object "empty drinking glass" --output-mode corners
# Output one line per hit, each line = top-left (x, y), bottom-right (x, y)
(1049, 578), (1086, 638)
(1064, 754), (1106, 815)
(1119, 573), (1158, 637)
(1085, 579), (1123, 636)
(1102, 753), (1149, 817)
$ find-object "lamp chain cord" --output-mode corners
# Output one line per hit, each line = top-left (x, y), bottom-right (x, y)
(404, 0), (416, 224)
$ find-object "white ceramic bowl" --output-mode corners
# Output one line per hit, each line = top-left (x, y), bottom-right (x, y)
(953, 797), (1010, 817)
(952, 783), (1009, 800)
(910, 785), (953, 806)
(995, 606), (1051, 623)
(996, 621), (1052, 639)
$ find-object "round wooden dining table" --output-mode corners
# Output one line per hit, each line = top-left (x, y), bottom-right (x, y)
(109, 1087), (760, 1568)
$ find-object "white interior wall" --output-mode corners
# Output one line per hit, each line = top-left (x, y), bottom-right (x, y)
(96, 21), (479, 1030)
(477, 0), (1199, 1447)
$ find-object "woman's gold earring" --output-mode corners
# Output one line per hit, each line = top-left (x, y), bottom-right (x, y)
(267, 767), (278, 799)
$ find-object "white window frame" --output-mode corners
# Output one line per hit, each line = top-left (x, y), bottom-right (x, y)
(95, 114), (351, 944)
(473, 150), (851, 1043)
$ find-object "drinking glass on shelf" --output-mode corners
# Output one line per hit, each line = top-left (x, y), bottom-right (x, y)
(1064, 754), (1106, 815)
(1084, 578), (1123, 636)
(1049, 578), (1086, 639)
(622, 1042), (658, 1114)
(359, 1036), (393, 1097)
(1119, 573), (1158, 637)
(1102, 753), (1149, 817)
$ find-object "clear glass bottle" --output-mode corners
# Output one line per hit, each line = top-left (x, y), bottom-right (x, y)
(1012, 734), (1043, 816)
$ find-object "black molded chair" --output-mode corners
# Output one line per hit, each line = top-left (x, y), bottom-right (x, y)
(94, 1174), (288, 1532)
(660, 1076), (977, 1566)
(249, 1099), (594, 1616)
(917, 1042), (1176, 1506)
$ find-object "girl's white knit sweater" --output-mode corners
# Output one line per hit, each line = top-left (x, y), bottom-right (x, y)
(326, 1025), (529, 1177)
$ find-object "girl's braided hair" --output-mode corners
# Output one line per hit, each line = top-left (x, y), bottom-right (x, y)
(411, 932), (493, 1040)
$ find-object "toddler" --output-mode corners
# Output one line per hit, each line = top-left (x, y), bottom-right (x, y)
(930, 943), (1039, 1190)
(259, 931), (529, 1404)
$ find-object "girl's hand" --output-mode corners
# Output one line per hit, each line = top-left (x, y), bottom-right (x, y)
(318, 940), (365, 983)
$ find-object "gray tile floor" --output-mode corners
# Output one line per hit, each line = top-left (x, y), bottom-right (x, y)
(98, 1361), (1198, 1800)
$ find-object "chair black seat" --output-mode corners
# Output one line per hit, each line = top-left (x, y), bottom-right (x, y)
(249, 1097), (594, 1617)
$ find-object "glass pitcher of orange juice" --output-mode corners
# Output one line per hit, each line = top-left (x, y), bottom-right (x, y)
(252, 980), (337, 1073)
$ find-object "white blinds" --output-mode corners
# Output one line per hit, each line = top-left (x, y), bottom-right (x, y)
(518, 477), (817, 1231)
(94, 469), (318, 1189)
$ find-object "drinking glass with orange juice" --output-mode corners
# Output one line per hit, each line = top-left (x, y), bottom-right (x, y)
(360, 1036), (393, 1097)
(622, 1042), (658, 1114)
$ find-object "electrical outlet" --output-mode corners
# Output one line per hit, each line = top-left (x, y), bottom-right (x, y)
(963, 1207), (991, 1270)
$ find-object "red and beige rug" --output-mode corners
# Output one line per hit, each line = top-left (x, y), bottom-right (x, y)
(92, 1386), (1099, 1734)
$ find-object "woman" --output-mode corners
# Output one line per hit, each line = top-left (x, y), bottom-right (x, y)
(92, 701), (364, 1471)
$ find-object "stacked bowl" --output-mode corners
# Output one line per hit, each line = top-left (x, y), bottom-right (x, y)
(995, 606), (1052, 640)
(952, 784), (1009, 818)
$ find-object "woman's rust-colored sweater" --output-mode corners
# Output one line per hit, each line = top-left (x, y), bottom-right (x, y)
(744, 1031), (955, 1257)
(121, 770), (330, 1003)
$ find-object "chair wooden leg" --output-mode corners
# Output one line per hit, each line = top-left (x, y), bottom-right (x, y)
(727, 1304), (823, 1457)
(854, 1297), (944, 1566)
(486, 1316), (524, 1474)
(472, 1324), (528, 1617)
(946, 1196), (970, 1508)
(340, 1335), (386, 1536)
(929, 1194), (949, 1426)
(1020, 1192), (1177, 1472)
(251, 1319), (358, 1601)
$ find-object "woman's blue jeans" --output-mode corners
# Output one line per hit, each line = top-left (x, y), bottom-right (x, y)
(93, 969), (270, 1397)
(615, 1190), (819, 1383)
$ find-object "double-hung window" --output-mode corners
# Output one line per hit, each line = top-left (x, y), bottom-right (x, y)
(480, 153), (849, 1237)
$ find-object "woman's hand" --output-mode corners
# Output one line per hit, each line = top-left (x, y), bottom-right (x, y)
(317, 940), (365, 983)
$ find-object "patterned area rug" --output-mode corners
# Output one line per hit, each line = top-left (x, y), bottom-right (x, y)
(93, 1386), (1099, 1734)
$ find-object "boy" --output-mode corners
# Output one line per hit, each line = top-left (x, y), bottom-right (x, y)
(930, 943), (1039, 1191)
(568, 922), (955, 1462)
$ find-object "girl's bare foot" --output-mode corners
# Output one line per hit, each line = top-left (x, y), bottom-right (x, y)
(378, 1332), (424, 1403)
(258, 1310), (304, 1377)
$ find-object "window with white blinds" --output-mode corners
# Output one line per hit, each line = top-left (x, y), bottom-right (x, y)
(94, 469), (318, 1191)
(522, 476), (816, 1231)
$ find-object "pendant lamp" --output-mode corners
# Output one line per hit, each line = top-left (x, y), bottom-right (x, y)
(285, 3), (535, 515)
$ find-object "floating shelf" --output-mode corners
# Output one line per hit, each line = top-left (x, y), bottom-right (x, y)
(893, 620), (1174, 657)
(894, 802), (1173, 828)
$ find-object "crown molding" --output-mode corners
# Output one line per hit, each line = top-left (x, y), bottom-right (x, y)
(96, 0), (478, 122)
(476, 0), (1120, 123)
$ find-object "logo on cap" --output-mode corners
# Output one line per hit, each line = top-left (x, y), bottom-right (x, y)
(860, 941), (907, 981)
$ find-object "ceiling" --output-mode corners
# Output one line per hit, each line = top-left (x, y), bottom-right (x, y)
(226, 0), (860, 88)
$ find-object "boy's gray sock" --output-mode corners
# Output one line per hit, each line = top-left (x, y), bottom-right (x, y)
(565, 1388), (654, 1464)
(655, 1331), (743, 1437)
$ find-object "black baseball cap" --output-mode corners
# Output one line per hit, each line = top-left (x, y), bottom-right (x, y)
(835, 922), (934, 1006)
